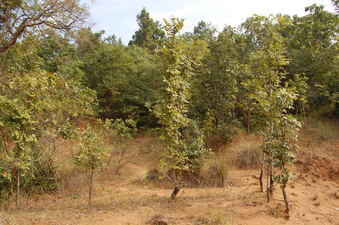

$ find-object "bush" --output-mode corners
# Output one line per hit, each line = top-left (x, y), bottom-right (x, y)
(23, 154), (59, 195)
(235, 146), (261, 169)
(200, 155), (231, 187)
(0, 149), (59, 203)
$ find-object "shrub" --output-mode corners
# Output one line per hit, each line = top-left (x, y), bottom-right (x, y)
(235, 147), (261, 169)
(201, 155), (231, 187)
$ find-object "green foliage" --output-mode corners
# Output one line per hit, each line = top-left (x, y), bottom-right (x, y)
(73, 125), (111, 206)
(184, 21), (217, 42)
(105, 119), (137, 138)
(151, 18), (210, 173)
(196, 26), (241, 139)
(241, 15), (301, 211)
(104, 118), (137, 175)
(73, 127), (109, 172)
(284, 5), (338, 113)
(0, 34), (96, 204)
(77, 29), (162, 125)
(129, 8), (165, 50)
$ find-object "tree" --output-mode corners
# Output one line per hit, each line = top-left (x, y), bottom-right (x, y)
(77, 29), (163, 126)
(284, 5), (338, 113)
(192, 21), (217, 42)
(242, 15), (301, 213)
(0, 95), (37, 210)
(104, 119), (137, 175)
(0, 0), (88, 54)
(0, 33), (96, 207)
(151, 18), (210, 199)
(197, 26), (241, 139)
(73, 126), (109, 206)
(129, 8), (165, 51)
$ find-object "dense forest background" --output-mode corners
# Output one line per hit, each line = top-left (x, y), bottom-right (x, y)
(0, 0), (338, 214)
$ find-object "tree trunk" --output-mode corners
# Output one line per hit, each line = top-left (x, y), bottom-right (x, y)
(246, 109), (251, 134)
(282, 184), (290, 213)
(259, 153), (264, 192)
(16, 170), (20, 210)
(266, 165), (270, 203)
(88, 169), (94, 206)
(269, 166), (274, 198)
(171, 185), (181, 200)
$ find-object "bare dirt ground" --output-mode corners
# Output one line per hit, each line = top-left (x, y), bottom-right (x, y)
(1, 122), (338, 225)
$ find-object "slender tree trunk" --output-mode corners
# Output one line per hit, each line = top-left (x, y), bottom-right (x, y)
(259, 153), (264, 192)
(16, 170), (20, 210)
(269, 165), (274, 198)
(246, 109), (251, 134)
(171, 171), (181, 200)
(115, 147), (126, 175)
(171, 185), (181, 200)
(282, 184), (289, 213)
(106, 152), (114, 167)
(88, 169), (94, 206)
(266, 164), (270, 203)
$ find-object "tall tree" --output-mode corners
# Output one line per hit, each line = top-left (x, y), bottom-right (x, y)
(77, 29), (162, 126)
(198, 26), (241, 139)
(0, 0), (88, 54)
(151, 18), (209, 199)
(242, 15), (301, 213)
(129, 8), (165, 51)
(285, 4), (338, 113)
(192, 21), (217, 42)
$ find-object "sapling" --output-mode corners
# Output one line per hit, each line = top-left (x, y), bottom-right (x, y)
(104, 119), (137, 175)
(150, 18), (210, 199)
(73, 126), (109, 206)
(273, 114), (300, 213)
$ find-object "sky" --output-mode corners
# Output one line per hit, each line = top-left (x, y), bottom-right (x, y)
(84, 0), (335, 44)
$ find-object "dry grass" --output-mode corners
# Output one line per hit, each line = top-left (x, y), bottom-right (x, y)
(200, 155), (231, 187)
(2, 119), (338, 224)
(230, 135), (262, 169)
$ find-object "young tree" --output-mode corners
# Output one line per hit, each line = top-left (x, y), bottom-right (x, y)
(151, 18), (210, 199)
(242, 15), (301, 212)
(0, 36), (96, 207)
(0, 95), (37, 210)
(73, 126), (109, 206)
(104, 119), (137, 175)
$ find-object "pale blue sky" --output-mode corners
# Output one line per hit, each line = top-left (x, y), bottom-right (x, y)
(84, 0), (335, 44)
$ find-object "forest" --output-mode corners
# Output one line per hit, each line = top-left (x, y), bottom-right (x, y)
(0, 0), (338, 224)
